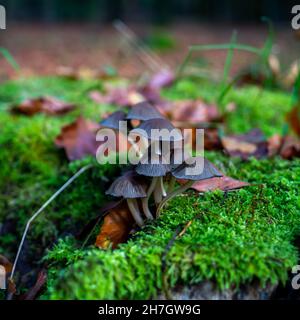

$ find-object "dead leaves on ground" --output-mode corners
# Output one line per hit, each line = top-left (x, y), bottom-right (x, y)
(268, 134), (300, 160)
(95, 202), (134, 249)
(55, 116), (101, 161)
(220, 128), (300, 160)
(12, 96), (75, 116)
(90, 87), (144, 107)
(160, 99), (221, 124)
(55, 116), (130, 161)
(221, 129), (269, 160)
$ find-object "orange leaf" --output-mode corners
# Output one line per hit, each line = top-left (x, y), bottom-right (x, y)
(287, 106), (300, 137)
(95, 203), (135, 249)
(0, 254), (12, 274)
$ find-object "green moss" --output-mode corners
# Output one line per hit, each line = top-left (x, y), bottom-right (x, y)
(0, 76), (299, 300)
(45, 156), (300, 299)
(0, 77), (117, 259)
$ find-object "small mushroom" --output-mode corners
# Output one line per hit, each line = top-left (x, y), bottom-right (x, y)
(100, 111), (127, 130)
(106, 170), (147, 226)
(156, 157), (223, 216)
(135, 145), (172, 218)
(126, 101), (165, 121)
(130, 118), (183, 158)
(130, 118), (183, 142)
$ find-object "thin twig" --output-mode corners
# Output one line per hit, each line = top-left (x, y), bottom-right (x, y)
(9, 164), (93, 286)
(113, 20), (167, 72)
(161, 213), (203, 299)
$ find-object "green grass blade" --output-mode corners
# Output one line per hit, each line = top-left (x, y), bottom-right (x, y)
(222, 30), (237, 88)
(0, 47), (20, 71)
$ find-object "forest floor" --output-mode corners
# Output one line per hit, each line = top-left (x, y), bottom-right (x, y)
(0, 22), (299, 79)
(0, 22), (300, 300)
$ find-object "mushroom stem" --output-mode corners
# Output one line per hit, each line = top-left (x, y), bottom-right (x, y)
(140, 177), (158, 220)
(160, 176), (167, 197)
(127, 198), (144, 227)
(154, 179), (163, 204)
(147, 177), (158, 197)
(156, 180), (194, 217)
(141, 197), (154, 220)
(168, 176), (176, 194)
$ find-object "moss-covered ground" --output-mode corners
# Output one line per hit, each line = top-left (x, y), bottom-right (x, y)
(0, 76), (299, 299)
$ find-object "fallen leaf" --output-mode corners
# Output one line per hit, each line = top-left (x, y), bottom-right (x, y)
(55, 116), (101, 161)
(13, 96), (75, 116)
(95, 202), (134, 249)
(268, 134), (300, 160)
(21, 270), (47, 300)
(287, 105), (300, 137)
(221, 129), (268, 159)
(268, 134), (283, 157)
(189, 175), (250, 192)
(0, 254), (12, 274)
(90, 87), (144, 107)
(164, 99), (221, 123)
(77, 200), (124, 241)
(279, 136), (300, 160)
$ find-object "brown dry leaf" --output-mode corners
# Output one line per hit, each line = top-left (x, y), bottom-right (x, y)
(13, 96), (75, 116)
(22, 270), (47, 300)
(95, 202), (135, 249)
(221, 129), (268, 159)
(268, 134), (300, 159)
(163, 99), (220, 123)
(268, 134), (283, 157)
(55, 116), (101, 161)
(0, 254), (12, 274)
(190, 176), (250, 192)
(279, 136), (300, 160)
(90, 87), (144, 107)
(287, 105), (300, 137)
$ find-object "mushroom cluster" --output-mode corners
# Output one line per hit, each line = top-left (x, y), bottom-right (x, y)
(100, 101), (223, 227)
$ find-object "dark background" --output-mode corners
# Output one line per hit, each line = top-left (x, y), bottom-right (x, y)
(0, 0), (297, 24)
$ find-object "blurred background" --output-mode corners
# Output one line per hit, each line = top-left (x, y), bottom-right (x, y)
(0, 0), (299, 78)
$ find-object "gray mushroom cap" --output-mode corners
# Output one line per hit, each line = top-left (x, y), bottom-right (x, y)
(126, 101), (165, 121)
(136, 146), (171, 177)
(100, 111), (127, 130)
(106, 170), (147, 198)
(130, 118), (183, 142)
(171, 157), (223, 181)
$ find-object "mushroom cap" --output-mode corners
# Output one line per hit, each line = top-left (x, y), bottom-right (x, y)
(171, 157), (222, 181)
(130, 118), (183, 141)
(126, 101), (165, 121)
(100, 111), (127, 130)
(136, 145), (172, 177)
(106, 170), (147, 198)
